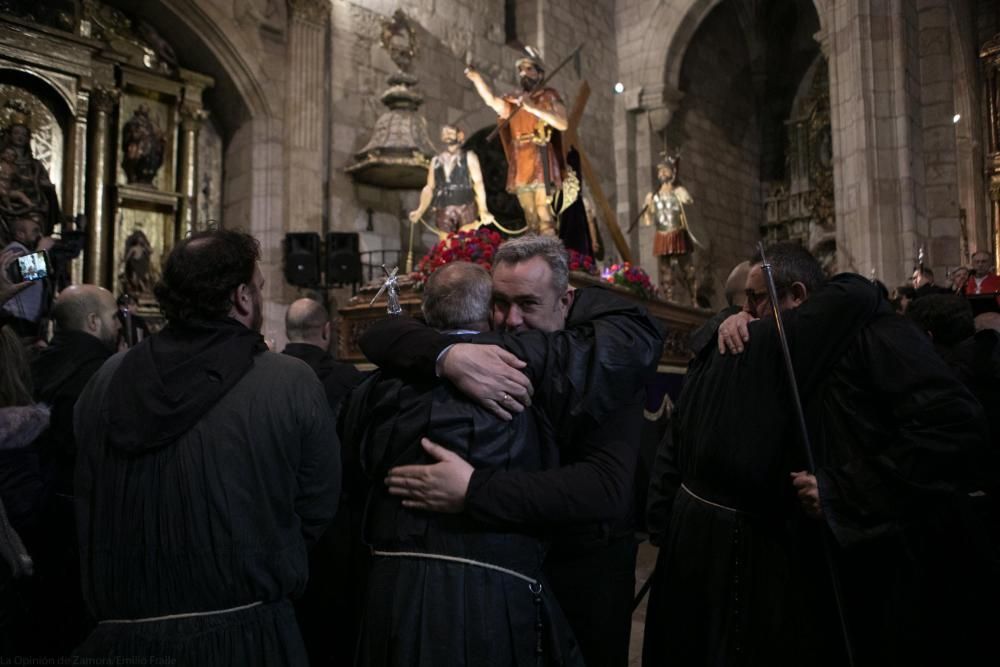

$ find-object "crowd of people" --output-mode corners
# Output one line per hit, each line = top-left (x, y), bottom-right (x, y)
(0, 228), (996, 666)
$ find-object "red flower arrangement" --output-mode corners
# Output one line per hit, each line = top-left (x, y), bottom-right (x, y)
(413, 228), (504, 285)
(602, 262), (657, 300)
(568, 249), (599, 276)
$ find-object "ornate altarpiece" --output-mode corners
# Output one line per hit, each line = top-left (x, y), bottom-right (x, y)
(762, 58), (836, 273)
(0, 0), (220, 319)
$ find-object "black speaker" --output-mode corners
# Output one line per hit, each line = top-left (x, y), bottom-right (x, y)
(326, 232), (361, 284)
(283, 233), (321, 286)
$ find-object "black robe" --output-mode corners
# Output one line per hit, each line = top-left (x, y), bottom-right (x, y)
(282, 343), (368, 667)
(644, 275), (877, 665)
(809, 307), (992, 665)
(644, 275), (990, 666)
(341, 355), (582, 667)
(24, 330), (112, 655)
(360, 286), (664, 667)
(73, 322), (340, 666)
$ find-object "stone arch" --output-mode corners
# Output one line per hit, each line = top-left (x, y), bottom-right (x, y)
(0, 67), (76, 120)
(637, 0), (829, 97)
(113, 0), (275, 136)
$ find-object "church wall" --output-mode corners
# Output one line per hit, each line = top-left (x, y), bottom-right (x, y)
(662, 2), (762, 303)
(917, 0), (965, 277)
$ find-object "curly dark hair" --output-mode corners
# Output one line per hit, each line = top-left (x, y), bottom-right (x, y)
(154, 229), (260, 323)
(750, 242), (826, 294)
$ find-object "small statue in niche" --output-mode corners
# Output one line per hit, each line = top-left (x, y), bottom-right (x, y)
(0, 146), (36, 214)
(119, 228), (159, 299)
(0, 100), (61, 243)
(121, 105), (166, 185)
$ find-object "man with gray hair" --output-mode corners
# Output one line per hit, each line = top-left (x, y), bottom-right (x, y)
(342, 260), (583, 666)
(362, 235), (664, 667)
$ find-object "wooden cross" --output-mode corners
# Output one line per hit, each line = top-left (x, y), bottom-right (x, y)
(562, 81), (634, 264)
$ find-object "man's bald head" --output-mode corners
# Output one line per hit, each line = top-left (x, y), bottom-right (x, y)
(52, 285), (120, 350)
(285, 298), (329, 347)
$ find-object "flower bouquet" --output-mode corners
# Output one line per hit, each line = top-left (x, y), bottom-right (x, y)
(568, 249), (599, 276)
(602, 262), (657, 300)
(413, 227), (504, 287)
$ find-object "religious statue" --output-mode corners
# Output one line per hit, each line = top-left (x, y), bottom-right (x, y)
(643, 154), (697, 303)
(0, 146), (35, 214)
(465, 51), (569, 236)
(0, 101), (61, 244)
(118, 229), (159, 300)
(409, 124), (494, 238)
(121, 105), (166, 185)
(370, 265), (402, 316)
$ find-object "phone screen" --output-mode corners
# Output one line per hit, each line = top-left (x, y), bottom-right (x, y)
(16, 251), (49, 282)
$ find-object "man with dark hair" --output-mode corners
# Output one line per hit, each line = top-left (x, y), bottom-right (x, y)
(72, 229), (340, 666)
(672, 242), (990, 665)
(362, 235), (663, 667)
(644, 242), (882, 665)
(343, 261), (583, 666)
(911, 265), (951, 299)
(905, 293), (976, 348)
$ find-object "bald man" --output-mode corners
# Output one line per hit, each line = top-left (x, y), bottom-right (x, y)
(282, 297), (366, 667)
(25, 284), (120, 654)
(282, 298), (365, 416)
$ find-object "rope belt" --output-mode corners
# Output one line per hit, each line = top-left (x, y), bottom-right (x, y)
(681, 483), (748, 515)
(373, 549), (547, 659)
(99, 600), (263, 625)
(372, 549), (541, 590)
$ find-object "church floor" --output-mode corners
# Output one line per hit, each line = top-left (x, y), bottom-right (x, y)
(629, 541), (658, 666)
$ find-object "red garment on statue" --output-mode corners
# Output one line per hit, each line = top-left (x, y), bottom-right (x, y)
(654, 229), (691, 257)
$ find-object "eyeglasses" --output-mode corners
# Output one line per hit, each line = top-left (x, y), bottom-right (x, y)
(745, 288), (770, 305)
(744, 287), (785, 316)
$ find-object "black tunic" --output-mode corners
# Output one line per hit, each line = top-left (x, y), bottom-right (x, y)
(73, 332), (340, 666)
(643, 274), (881, 666)
(644, 274), (991, 666)
(26, 331), (111, 655)
(340, 358), (581, 666)
(360, 286), (664, 666)
(282, 342), (368, 667)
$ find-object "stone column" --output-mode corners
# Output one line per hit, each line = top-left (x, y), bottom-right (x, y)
(824, 0), (926, 284)
(981, 34), (1000, 272)
(84, 86), (118, 286)
(178, 105), (207, 236)
(285, 0), (329, 234)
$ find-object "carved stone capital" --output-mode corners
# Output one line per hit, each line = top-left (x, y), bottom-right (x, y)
(288, 0), (330, 25)
(90, 86), (121, 114)
(179, 104), (209, 129)
(627, 82), (684, 131)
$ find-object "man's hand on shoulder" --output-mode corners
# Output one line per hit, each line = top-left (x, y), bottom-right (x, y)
(439, 343), (533, 421)
(386, 438), (473, 513)
(718, 311), (756, 355)
(791, 471), (822, 518)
